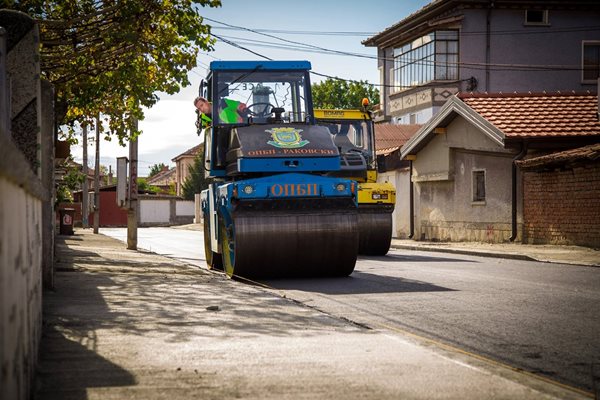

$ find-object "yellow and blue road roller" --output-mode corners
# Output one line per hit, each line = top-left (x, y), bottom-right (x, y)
(314, 107), (396, 256)
(199, 60), (359, 278)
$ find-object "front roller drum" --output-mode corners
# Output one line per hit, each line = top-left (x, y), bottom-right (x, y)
(358, 210), (393, 256)
(220, 211), (358, 279)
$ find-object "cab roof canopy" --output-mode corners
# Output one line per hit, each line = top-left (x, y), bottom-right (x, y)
(209, 60), (312, 71)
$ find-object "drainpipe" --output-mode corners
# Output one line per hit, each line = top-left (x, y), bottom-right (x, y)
(485, 1), (494, 92)
(408, 160), (415, 239)
(510, 142), (528, 242)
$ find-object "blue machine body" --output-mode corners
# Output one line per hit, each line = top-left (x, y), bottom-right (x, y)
(199, 60), (359, 278)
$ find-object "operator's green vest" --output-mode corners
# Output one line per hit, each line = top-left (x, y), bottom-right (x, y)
(200, 113), (212, 128)
(219, 98), (242, 123)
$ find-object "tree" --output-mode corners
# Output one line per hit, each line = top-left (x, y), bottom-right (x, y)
(149, 163), (168, 178)
(181, 145), (208, 200)
(4, 0), (221, 143)
(137, 177), (160, 194)
(312, 78), (380, 110)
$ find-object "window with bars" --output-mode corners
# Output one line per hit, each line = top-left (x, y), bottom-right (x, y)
(393, 30), (458, 91)
(583, 42), (600, 82)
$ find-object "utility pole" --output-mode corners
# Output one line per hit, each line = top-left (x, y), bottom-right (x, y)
(127, 118), (138, 250)
(93, 115), (100, 234)
(82, 124), (89, 228)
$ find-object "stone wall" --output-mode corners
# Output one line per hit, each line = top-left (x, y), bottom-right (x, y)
(522, 165), (600, 247)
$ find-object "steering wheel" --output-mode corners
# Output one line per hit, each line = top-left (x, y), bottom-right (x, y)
(245, 102), (276, 118)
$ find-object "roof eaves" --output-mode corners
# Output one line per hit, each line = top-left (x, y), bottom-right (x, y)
(400, 95), (506, 159)
(362, 0), (455, 47)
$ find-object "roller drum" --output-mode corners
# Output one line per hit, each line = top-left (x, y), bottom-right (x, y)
(358, 209), (393, 256)
(222, 210), (358, 279)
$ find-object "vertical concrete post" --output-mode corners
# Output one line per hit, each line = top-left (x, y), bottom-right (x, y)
(82, 124), (89, 228)
(127, 119), (138, 250)
(93, 116), (100, 233)
(40, 80), (55, 289)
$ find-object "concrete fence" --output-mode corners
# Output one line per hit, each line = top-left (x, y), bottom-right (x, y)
(139, 195), (195, 226)
(1, 10), (54, 400)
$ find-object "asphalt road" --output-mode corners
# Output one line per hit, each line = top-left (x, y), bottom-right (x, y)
(101, 227), (600, 394)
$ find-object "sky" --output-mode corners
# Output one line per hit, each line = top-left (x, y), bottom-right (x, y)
(73, 0), (430, 176)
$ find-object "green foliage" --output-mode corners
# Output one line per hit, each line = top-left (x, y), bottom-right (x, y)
(137, 177), (160, 194)
(4, 0), (221, 144)
(149, 163), (168, 177)
(312, 78), (379, 110)
(55, 159), (86, 206)
(181, 146), (207, 200)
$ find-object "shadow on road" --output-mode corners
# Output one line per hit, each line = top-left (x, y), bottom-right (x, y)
(362, 253), (478, 263)
(263, 270), (456, 295)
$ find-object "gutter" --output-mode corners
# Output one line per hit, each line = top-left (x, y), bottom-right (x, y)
(510, 141), (528, 242)
(408, 160), (415, 239)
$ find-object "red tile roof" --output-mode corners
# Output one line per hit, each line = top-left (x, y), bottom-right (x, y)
(375, 123), (422, 155)
(459, 92), (600, 139)
(172, 144), (202, 161)
(146, 167), (176, 185)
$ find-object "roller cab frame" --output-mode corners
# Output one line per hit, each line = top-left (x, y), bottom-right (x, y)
(199, 60), (359, 278)
(314, 108), (396, 255)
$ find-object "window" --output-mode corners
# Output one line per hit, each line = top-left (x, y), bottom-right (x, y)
(525, 9), (548, 25)
(393, 30), (458, 91)
(472, 170), (486, 203)
(583, 42), (600, 82)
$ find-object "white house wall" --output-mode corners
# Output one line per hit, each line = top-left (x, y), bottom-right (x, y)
(378, 168), (411, 239)
(412, 115), (518, 242)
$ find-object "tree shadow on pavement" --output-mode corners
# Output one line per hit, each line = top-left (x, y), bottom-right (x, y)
(36, 324), (136, 400)
(39, 231), (370, 398)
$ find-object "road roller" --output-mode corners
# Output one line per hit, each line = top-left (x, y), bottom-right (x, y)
(314, 107), (396, 255)
(198, 60), (358, 279)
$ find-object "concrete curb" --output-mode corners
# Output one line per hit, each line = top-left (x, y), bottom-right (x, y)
(390, 243), (536, 262)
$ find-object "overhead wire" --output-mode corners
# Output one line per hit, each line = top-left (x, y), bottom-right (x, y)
(200, 18), (595, 91)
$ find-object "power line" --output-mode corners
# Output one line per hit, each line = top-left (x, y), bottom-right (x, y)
(210, 34), (585, 73)
(211, 26), (376, 36)
(206, 18), (588, 72)
(209, 21), (600, 37)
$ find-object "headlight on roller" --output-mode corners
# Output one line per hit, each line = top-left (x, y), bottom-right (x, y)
(372, 193), (389, 200)
(243, 185), (254, 195)
(335, 183), (346, 192)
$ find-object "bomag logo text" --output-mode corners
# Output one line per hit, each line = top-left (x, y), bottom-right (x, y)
(270, 183), (318, 197)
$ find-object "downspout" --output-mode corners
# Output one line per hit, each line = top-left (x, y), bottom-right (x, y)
(408, 160), (415, 239)
(485, 1), (494, 92)
(510, 142), (528, 242)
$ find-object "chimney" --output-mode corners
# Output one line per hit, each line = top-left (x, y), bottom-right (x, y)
(108, 165), (113, 185)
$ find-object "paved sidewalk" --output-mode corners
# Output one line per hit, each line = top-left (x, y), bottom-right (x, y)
(391, 239), (600, 267)
(36, 229), (591, 399)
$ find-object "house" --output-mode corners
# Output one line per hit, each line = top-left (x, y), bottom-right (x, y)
(400, 92), (600, 243)
(374, 124), (422, 238)
(516, 143), (600, 247)
(172, 144), (202, 196)
(362, 0), (600, 125)
(146, 165), (176, 194)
